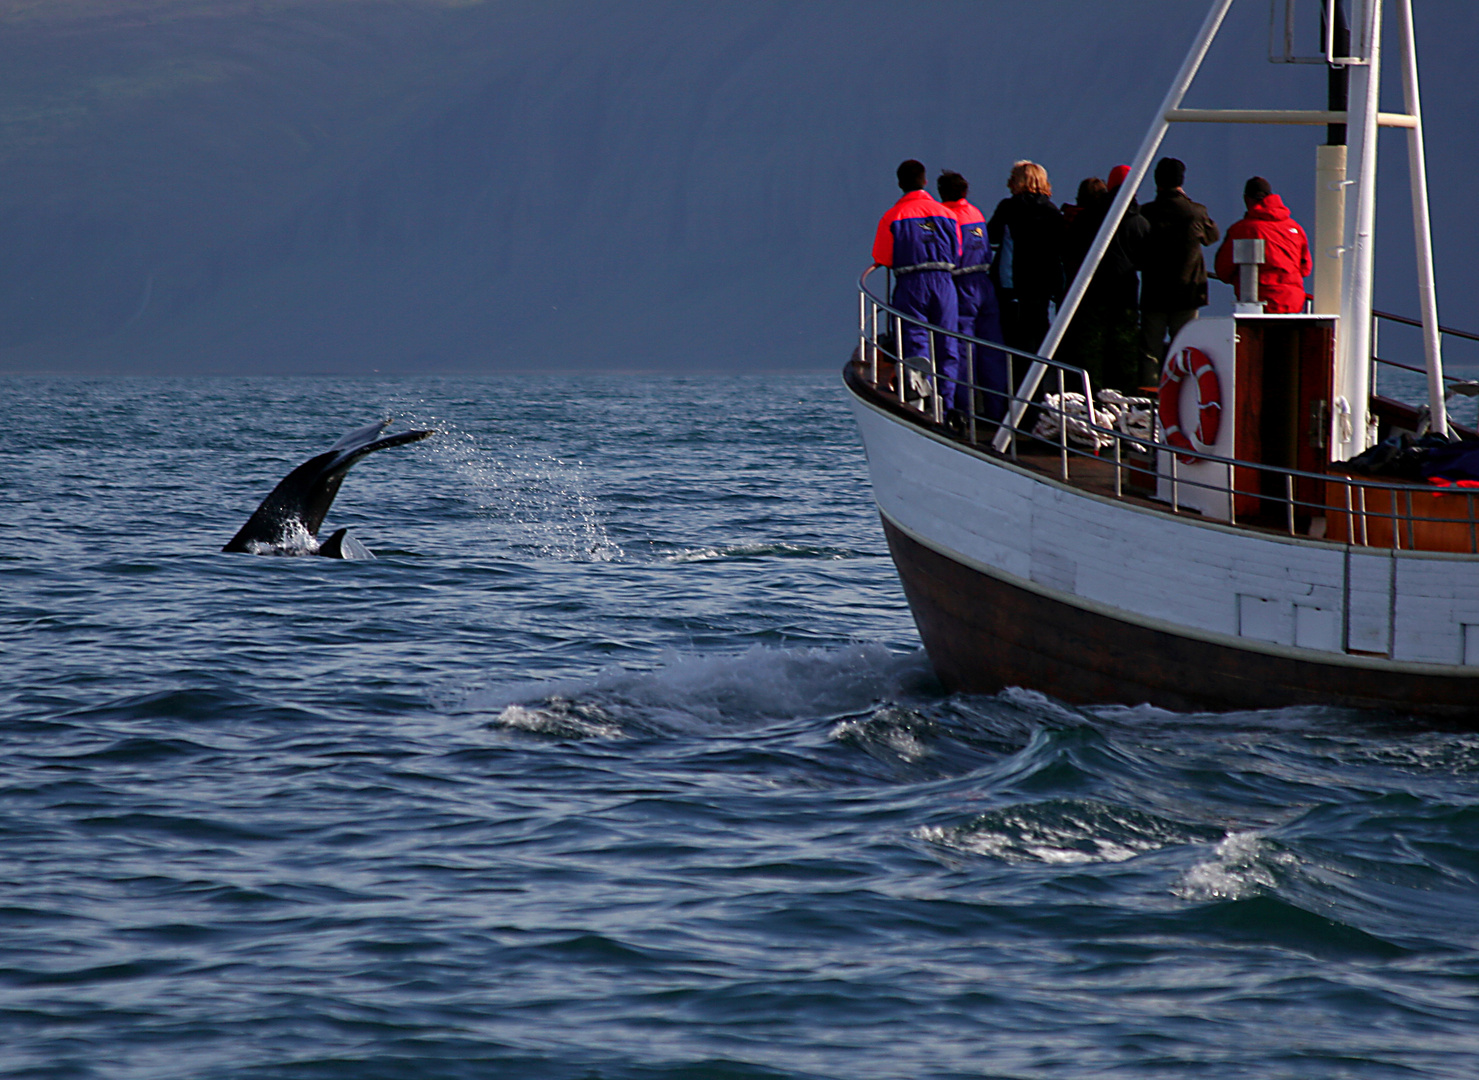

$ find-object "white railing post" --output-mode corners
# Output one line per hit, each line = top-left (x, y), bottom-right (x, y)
(894, 315), (906, 405)
(967, 345), (978, 444)
(928, 328), (942, 424)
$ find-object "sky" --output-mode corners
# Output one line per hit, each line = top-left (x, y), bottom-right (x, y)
(0, 0), (1474, 376)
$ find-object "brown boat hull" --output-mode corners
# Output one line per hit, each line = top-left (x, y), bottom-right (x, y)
(883, 516), (1479, 720)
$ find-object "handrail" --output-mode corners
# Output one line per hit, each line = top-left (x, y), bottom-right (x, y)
(856, 268), (1479, 553)
(1375, 308), (1479, 346)
(858, 265), (1081, 374)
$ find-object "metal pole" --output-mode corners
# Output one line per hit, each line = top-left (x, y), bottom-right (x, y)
(894, 315), (906, 404)
(863, 298), (875, 387)
(1396, 0), (1448, 437)
(992, 0), (1237, 454)
(928, 329), (942, 424)
(1335, 0), (1383, 460)
(967, 345), (978, 444)
(1058, 367), (1068, 481)
(860, 290), (873, 385)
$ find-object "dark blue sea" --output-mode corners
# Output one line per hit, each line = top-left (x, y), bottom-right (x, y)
(3, 373), (1479, 1080)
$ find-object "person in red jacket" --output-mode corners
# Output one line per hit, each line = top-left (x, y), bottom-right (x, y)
(1214, 177), (1312, 314)
(873, 159), (962, 409)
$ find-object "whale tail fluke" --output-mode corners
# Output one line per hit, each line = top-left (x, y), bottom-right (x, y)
(223, 421), (433, 555)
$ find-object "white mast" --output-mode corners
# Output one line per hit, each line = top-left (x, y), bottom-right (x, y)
(1396, 0), (1447, 437)
(1334, 0), (1383, 457)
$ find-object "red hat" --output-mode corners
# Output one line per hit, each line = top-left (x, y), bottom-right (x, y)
(1107, 165), (1132, 192)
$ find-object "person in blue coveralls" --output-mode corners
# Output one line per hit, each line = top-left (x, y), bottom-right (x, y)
(872, 159), (961, 411)
(937, 170), (1008, 423)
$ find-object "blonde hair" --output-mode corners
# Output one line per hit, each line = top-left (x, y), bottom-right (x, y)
(1007, 160), (1051, 197)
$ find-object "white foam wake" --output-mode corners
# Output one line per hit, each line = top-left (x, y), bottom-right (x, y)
(457, 643), (928, 736)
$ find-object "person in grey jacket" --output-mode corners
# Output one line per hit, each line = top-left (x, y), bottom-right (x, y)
(1138, 157), (1219, 383)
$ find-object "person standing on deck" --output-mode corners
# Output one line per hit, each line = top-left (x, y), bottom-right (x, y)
(872, 160), (962, 406)
(1061, 170), (1150, 391)
(986, 161), (1065, 355)
(1138, 157), (1219, 383)
(937, 170), (1008, 422)
(1213, 176), (1312, 314)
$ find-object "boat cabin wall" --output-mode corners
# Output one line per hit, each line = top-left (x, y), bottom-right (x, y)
(1157, 315), (1337, 526)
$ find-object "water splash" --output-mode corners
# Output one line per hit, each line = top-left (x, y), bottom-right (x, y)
(920, 799), (1205, 866)
(390, 403), (624, 562)
(1175, 831), (1298, 901)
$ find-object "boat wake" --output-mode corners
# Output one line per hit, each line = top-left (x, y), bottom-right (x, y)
(919, 798), (1224, 867)
(456, 643), (933, 738)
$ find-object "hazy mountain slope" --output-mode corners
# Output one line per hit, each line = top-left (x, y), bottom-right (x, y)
(0, 0), (1473, 374)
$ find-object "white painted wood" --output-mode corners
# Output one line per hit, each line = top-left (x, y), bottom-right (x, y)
(851, 393), (1479, 673)
(1156, 318), (1236, 519)
(1464, 626), (1479, 667)
(1346, 549), (1393, 654)
(1240, 595), (1293, 645)
(1295, 603), (1342, 652)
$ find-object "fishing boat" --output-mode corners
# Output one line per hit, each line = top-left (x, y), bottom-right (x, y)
(844, 0), (1479, 718)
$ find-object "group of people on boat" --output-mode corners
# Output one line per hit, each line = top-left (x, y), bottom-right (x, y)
(871, 156), (1312, 423)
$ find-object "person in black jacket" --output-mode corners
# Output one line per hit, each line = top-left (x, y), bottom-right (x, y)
(1138, 157), (1219, 383)
(986, 160), (1065, 356)
(1060, 169), (1150, 391)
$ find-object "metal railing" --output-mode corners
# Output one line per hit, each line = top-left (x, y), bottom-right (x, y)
(1372, 308), (1479, 431)
(857, 265), (1479, 554)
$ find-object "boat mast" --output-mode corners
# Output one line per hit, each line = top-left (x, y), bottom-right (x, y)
(991, 0), (1237, 454)
(1334, 0), (1446, 449)
(1334, 0), (1384, 456)
(1396, 0), (1447, 437)
(1311, 3), (1348, 319)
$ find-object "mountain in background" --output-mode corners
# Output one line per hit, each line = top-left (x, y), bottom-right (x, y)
(0, 0), (1474, 375)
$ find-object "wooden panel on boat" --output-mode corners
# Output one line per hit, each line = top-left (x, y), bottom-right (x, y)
(1324, 480), (1479, 553)
(1232, 318), (1334, 521)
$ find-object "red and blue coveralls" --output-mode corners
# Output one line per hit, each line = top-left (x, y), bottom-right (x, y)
(943, 197), (1008, 419)
(872, 190), (961, 402)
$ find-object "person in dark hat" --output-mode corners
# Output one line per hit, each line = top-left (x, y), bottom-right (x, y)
(1213, 176), (1312, 314)
(872, 160), (962, 405)
(1137, 157), (1219, 384)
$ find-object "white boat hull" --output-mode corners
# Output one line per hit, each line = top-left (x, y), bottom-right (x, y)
(847, 367), (1479, 718)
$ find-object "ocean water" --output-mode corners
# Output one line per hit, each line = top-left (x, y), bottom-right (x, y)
(3, 372), (1479, 1080)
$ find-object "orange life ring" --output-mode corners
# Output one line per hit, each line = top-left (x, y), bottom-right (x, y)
(1158, 345), (1222, 465)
